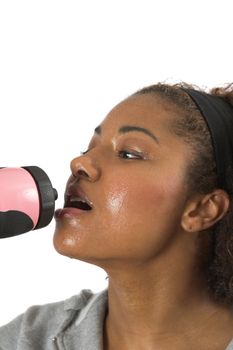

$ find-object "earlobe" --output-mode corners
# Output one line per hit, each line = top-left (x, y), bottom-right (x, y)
(181, 190), (230, 233)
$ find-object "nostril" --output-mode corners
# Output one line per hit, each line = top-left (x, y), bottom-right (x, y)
(70, 156), (100, 182)
(77, 169), (89, 177)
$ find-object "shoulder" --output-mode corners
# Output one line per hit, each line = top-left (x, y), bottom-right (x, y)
(0, 289), (108, 350)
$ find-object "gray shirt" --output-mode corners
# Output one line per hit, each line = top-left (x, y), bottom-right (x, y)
(0, 289), (108, 350)
(0, 289), (233, 350)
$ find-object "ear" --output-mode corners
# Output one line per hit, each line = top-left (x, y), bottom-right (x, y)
(181, 189), (230, 232)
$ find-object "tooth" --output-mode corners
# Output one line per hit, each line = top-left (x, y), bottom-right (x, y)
(70, 197), (86, 203)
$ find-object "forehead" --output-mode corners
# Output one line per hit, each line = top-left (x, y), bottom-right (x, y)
(101, 93), (178, 133)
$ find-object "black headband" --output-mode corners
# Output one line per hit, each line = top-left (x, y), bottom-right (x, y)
(182, 88), (233, 191)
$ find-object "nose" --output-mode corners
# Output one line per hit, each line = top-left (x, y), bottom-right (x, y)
(70, 154), (101, 182)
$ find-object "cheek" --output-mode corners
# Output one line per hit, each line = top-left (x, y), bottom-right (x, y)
(105, 183), (128, 215)
(95, 174), (181, 260)
(103, 175), (166, 221)
(102, 171), (186, 230)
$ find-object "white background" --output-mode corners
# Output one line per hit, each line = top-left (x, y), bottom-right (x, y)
(0, 0), (232, 326)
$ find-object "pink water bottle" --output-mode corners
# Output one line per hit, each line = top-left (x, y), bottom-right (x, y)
(0, 166), (58, 238)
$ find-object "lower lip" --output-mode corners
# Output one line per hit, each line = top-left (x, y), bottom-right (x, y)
(54, 207), (90, 219)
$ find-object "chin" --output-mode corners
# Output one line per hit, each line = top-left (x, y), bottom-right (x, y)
(53, 227), (98, 264)
(53, 227), (78, 258)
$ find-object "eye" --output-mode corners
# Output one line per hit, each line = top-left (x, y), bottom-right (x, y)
(118, 150), (144, 160)
(80, 148), (145, 159)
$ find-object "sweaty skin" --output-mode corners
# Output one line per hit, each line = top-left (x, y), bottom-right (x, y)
(54, 94), (233, 350)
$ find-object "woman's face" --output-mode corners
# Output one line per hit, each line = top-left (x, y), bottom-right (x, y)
(53, 94), (192, 268)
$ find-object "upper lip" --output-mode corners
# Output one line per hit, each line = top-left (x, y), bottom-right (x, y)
(64, 183), (94, 209)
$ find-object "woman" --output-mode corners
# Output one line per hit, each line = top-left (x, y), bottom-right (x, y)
(1, 83), (233, 349)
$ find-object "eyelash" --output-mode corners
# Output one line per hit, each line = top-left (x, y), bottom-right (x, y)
(80, 150), (89, 155)
(80, 149), (144, 160)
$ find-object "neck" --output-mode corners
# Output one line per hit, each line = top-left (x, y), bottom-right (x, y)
(103, 240), (232, 349)
(106, 261), (208, 331)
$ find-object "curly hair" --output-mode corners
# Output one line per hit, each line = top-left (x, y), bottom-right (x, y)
(134, 82), (233, 304)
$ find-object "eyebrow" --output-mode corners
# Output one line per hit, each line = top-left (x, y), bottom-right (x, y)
(94, 125), (159, 144)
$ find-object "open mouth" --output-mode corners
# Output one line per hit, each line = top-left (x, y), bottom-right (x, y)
(64, 196), (93, 211)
